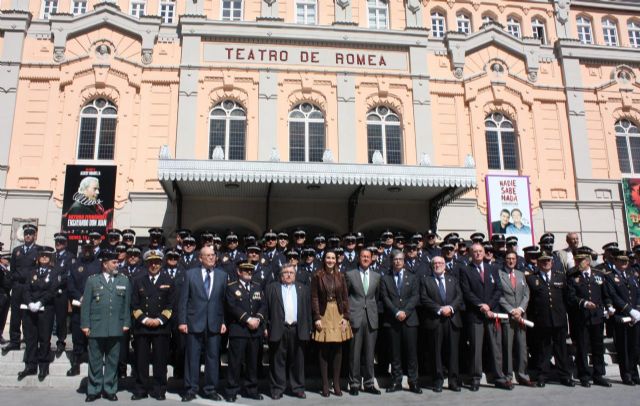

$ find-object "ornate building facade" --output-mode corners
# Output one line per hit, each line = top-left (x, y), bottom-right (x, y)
(0, 0), (638, 247)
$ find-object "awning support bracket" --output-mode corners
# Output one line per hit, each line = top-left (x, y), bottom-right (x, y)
(348, 185), (365, 232)
(429, 186), (472, 232)
(265, 182), (273, 230)
(172, 180), (183, 229)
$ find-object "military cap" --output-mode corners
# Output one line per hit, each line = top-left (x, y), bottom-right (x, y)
(470, 232), (485, 243)
(302, 247), (316, 257)
(506, 236), (519, 246)
(293, 229), (306, 238)
(37, 246), (55, 257)
(122, 229), (136, 239)
(355, 232), (365, 242)
(126, 246), (142, 256)
(22, 224), (38, 234)
(411, 232), (423, 242)
(211, 233), (222, 243)
(440, 241), (455, 250)
(343, 233), (357, 243)
(143, 249), (164, 262)
(238, 262), (255, 272)
(483, 242), (494, 252)
(327, 235), (340, 244)
(226, 232), (239, 242)
(115, 244), (128, 253)
(244, 235), (257, 245)
(164, 249), (180, 260)
(425, 229), (437, 237)
(602, 242), (618, 251)
(538, 251), (553, 261)
(380, 230), (394, 239)
(523, 245), (541, 256)
(491, 234), (506, 243)
(574, 246), (594, 260)
(277, 232), (289, 239)
(334, 247), (344, 255)
(443, 232), (459, 242)
(613, 249), (630, 261)
(88, 231), (102, 239)
(176, 228), (191, 238)
(285, 250), (299, 258)
(148, 228), (163, 237)
(54, 232), (68, 242)
(314, 234), (326, 243)
(99, 250), (118, 261)
(200, 231), (214, 241)
(246, 245), (261, 253)
(366, 246), (378, 254)
(107, 229), (122, 239)
(0, 252), (11, 260)
(539, 233), (555, 244)
(264, 230), (278, 239)
(183, 235), (196, 244)
(405, 242), (418, 250)
(394, 232), (406, 242)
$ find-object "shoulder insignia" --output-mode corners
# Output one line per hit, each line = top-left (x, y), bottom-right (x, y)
(16, 250), (20, 257)
(535, 279), (540, 286)
(524, 271), (531, 276)
(223, 256), (229, 263)
(227, 281), (238, 286)
(575, 277), (580, 283)
(78, 266), (84, 273)
(235, 289), (242, 297)
(260, 258), (266, 265)
(32, 275), (37, 281)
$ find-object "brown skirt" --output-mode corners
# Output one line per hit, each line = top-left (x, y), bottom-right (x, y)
(312, 301), (353, 343)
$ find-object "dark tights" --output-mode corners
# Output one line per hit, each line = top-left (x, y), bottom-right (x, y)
(318, 343), (343, 393)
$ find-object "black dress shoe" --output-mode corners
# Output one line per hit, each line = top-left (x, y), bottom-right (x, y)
(103, 393), (118, 401)
(245, 393), (263, 400)
(56, 344), (66, 358)
(131, 393), (148, 400)
(409, 385), (422, 394)
(38, 366), (49, 382)
(496, 381), (513, 390)
(469, 383), (479, 392)
(85, 394), (99, 402)
(203, 392), (221, 401)
(580, 380), (591, 388)
(67, 364), (80, 376)
(593, 377), (612, 387)
(271, 393), (282, 400)
(536, 381), (546, 388)
(622, 379), (636, 386)
(152, 393), (166, 400)
(363, 386), (381, 395)
(3, 343), (20, 354)
(17, 368), (37, 381)
(293, 391), (306, 399)
(633, 377), (640, 385)
(320, 390), (330, 397)
(181, 393), (197, 402)
(349, 387), (359, 396)
(517, 378), (535, 387)
(386, 384), (402, 393)
(561, 379), (576, 387)
(432, 385), (443, 393)
(224, 394), (236, 402)
(449, 384), (461, 392)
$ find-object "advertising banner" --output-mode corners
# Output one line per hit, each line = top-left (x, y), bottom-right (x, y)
(621, 178), (640, 246)
(486, 175), (535, 250)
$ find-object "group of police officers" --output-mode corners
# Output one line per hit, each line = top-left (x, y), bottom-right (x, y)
(0, 225), (639, 401)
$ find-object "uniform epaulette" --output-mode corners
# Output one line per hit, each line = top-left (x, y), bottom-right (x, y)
(600, 269), (612, 275)
(227, 281), (238, 286)
(87, 273), (100, 280)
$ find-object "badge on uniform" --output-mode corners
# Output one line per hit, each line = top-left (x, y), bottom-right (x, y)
(116, 285), (126, 290)
(595, 275), (603, 285)
(574, 277), (580, 283)
(260, 258), (266, 265)
(95, 295), (100, 302)
(160, 285), (170, 289)
(252, 292), (261, 300)
(223, 257), (229, 263)
(614, 277), (620, 283)
(33, 275), (37, 281)
(78, 266), (84, 273)
(535, 279), (540, 286)
(235, 290), (242, 297)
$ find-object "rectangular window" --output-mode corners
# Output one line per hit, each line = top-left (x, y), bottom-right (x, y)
(431, 14), (446, 38)
(228, 120), (246, 160)
(367, 124), (384, 163)
(603, 21), (619, 46)
(78, 117), (98, 160)
(532, 19), (546, 44)
(308, 122), (324, 162)
(221, 0), (243, 21)
(130, 1), (146, 18)
(160, 1), (175, 24)
(72, 0), (87, 16)
(576, 18), (593, 44)
(209, 120), (226, 159)
(289, 122), (306, 162)
(457, 16), (471, 34)
(42, 0), (58, 19)
(507, 19), (521, 38)
(367, 0), (388, 30)
(486, 131), (501, 170)
(629, 22), (640, 48)
(501, 132), (518, 170)
(385, 125), (402, 164)
(295, 0), (316, 25)
(97, 117), (117, 160)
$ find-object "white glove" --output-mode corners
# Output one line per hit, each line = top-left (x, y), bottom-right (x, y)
(630, 309), (640, 322)
(28, 303), (38, 313)
(35, 302), (42, 311)
(71, 299), (81, 307)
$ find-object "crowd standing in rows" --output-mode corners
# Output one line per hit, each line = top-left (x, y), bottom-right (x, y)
(0, 226), (639, 402)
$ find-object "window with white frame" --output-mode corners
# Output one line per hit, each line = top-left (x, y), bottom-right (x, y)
(366, 106), (402, 164)
(367, 0), (388, 30)
(602, 18), (619, 46)
(506, 16), (521, 38)
(222, 0), (243, 21)
(629, 20), (640, 48)
(576, 16), (593, 44)
(71, 0), (87, 16)
(531, 18), (547, 44)
(289, 103), (325, 162)
(41, 0), (58, 19)
(130, 0), (146, 18)
(209, 100), (246, 160)
(456, 12), (471, 34)
(431, 11), (446, 38)
(295, 0), (316, 25)
(77, 99), (118, 161)
(485, 112), (518, 170)
(159, 0), (175, 24)
(616, 119), (640, 174)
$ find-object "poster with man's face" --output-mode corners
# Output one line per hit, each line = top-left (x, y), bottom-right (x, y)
(61, 165), (116, 241)
(486, 175), (535, 250)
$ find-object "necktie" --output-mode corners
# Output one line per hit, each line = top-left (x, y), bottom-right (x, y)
(39, 268), (45, 277)
(583, 272), (590, 282)
(268, 251), (273, 261)
(447, 262), (452, 270)
(204, 269), (212, 298)
(437, 276), (446, 303)
(396, 273), (402, 294)
(362, 271), (369, 294)
(510, 271), (516, 290)
(478, 265), (484, 283)
(24, 245), (29, 254)
(108, 276), (113, 285)
(150, 276), (155, 284)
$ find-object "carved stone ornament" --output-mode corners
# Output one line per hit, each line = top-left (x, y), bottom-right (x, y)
(527, 71), (538, 82)
(464, 154), (476, 168)
(453, 67), (464, 79)
(211, 145), (225, 160)
(141, 49), (153, 65)
(53, 47), (65, 62)
(158, 145), (172, 160)
(372, 150), (384, 164)
(336, 0), (350, 9)
(419, 153), (432, 166)
(96, 44), (111, 57)
(269, 147), (280, 162)
(407, 0), (421, 14)
(555, 0), (571, 24)
(264, 0), (277, 5)
(322, 149), (334, 163)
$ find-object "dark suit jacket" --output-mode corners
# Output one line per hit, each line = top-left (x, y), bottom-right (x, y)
(420, 273), (463, 329)
(178, 267), (226, 333)
(131, 272), (175, 335)
(567, 269), (609, 325)
(10, 244), (40, 286)
(264, 281), (312, 342)
(605, 269), (639, 317)
(526, 270), (569, 328)
(23, 266), (58, 306)
(380, 270), (420, 327)
(345, 267), (382, 330)
(225, 280), (267, 338)
(460, 262), (503, 324)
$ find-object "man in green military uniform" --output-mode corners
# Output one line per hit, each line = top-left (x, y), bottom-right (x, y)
(81, 250), (131, 402)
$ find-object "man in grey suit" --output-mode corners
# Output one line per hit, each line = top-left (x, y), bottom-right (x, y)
(499, 252), (534, 386)
(178, 246), (227, 402)
(345, 249), (382, 395)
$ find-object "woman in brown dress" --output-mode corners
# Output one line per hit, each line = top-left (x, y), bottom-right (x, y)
(311, 250), (353, 397)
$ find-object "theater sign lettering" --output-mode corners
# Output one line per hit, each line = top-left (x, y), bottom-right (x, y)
(204, 43), (408, 71)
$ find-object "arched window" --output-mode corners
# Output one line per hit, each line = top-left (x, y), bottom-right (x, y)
(367, 0), (388, 30)
(77, 99), (117, 160)
(456, 12), (471, 34)
(288, 103), (325, 162)
(629, 20), (640, 48)
(366, 106), (402, 164)
(431, 11), (446, 38)
(209, 100), (246, 160)
(602, 18), (619, 46)
(576, 16), (593, 44)
(222, 0), (243, 21)
(295, 0), (316, 24)
(615, 119), (640, 174)
(531, 17), (547, 44)
(485, 113), (517, 170)
(506, 16), (521, 38)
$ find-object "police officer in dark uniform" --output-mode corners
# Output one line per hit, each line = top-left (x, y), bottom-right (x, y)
(220, 232), (246, 276)
(118, 247), (143, 378)
(3, 223), (41, 354)
(179, 235), (200, 271)
(539, 233), (563, 273)
(262, 231), (285, 278)
(440, 242), (463, 280)
(526, 251), (574, 387)
(522, 246), (540, 276)
(342, 234), (359, 271)
(286, 250), (308, 285)
(314, 235), (327, 261)
(301, 247), (320, 275)
(131, 250), (175, 400)
(566, 247), (612, 387)
(161, 248), (185, 379)
(67, 240), (101, 376)
(122, 229), (136, 248)
(291, 229), (307, 253)
(243, 235), (257, 255)
(604, 249), (640, 385)
(174, 229), (191, 252)
(224, 262), (267, 402)
(89, 231), (103, 257)
(105, 229), (122, 250)
(404, 243), (429, 277)
(246, 245), (273, 289)
(115, 244), (128, 271)
(491, 234), (507, 268)
(145, 228), (165, 254)
(18, 246), (59, 381)
(327, 235), (341, 250)
(123, 246), (144, 278)
(596, 242), (618, 273)
(423, 230), (441, 262)
(505, 236), (526, 270)
(53, 232), (75, 356)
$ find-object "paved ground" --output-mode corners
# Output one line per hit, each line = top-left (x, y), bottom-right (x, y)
(1, 379), (638, 406)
